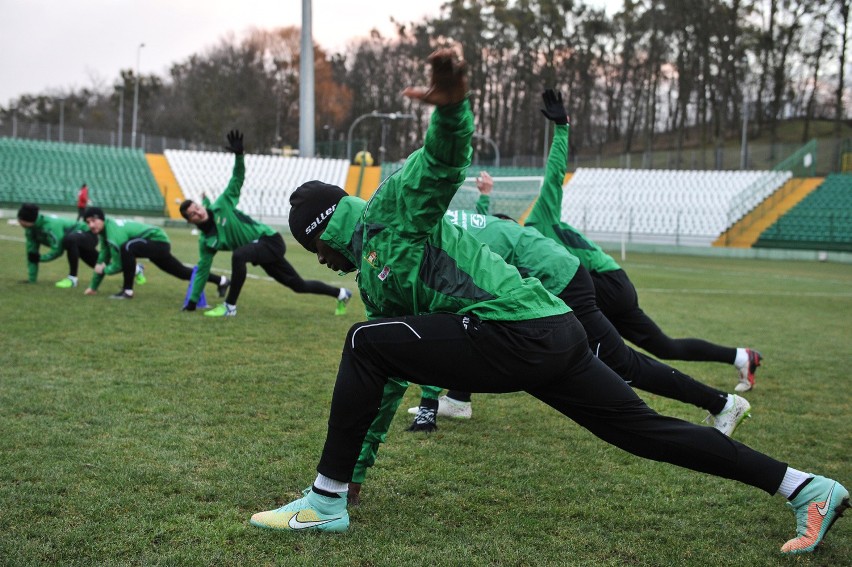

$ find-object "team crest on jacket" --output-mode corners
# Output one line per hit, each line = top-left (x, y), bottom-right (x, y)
(470, 214), (486, 228)
(378, 265), (391, 281)
(366, 250), (379, 268)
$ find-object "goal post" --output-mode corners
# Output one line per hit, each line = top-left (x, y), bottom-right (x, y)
(450, 175), (544, 220)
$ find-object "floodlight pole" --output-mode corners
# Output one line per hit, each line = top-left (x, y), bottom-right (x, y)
(299, 0), (315, 157)
(116, 84), (125, 148)
(131, 42), (145, 149)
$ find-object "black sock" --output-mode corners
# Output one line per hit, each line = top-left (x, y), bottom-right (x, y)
(787, 477), (813, 501)
(312, 484), (342, 498)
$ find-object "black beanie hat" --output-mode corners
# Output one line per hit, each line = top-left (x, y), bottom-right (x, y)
(288, 181), (348, 252)
(83, 206), (105, 221)
(17, 203), (39, 223)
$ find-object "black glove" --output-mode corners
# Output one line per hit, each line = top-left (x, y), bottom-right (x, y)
(225, 130), (244, 155)
(182, 301), (197, 312)
(27, 252), (40, 264)
(540, 89), (569, 125)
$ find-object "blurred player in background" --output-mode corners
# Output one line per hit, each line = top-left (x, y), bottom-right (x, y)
(76, 182), (89, 221)
(82, 207), (229, 300)
(178, 130), (351, 318)
(17, 203), (98, 288)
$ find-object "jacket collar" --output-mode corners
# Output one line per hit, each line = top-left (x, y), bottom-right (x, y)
(318, 196), (366, 273)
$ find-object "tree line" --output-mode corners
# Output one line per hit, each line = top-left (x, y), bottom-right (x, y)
(1, 0), (849, 165)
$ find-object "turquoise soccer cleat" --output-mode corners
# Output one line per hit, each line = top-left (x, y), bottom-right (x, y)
(250, 488), (349, 532)
(781, 475), (849, 554)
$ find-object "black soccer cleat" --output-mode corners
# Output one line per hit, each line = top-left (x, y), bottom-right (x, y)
(406, 406), (438, 433)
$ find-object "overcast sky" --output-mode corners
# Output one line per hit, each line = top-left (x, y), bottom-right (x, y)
(0, 0), (616, 107)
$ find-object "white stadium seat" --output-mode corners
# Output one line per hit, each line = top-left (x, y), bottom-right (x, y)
(560, 168), (792, 246)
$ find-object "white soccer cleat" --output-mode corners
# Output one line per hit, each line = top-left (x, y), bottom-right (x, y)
(705, 394), (751, 436)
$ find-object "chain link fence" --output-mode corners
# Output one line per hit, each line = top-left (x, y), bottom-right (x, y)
(0, 117), (220, 153)
(2, 116), (848, 176)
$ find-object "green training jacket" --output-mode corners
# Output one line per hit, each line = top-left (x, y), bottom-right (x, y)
(23, 214), (89, 282)
(445, 207), (579, 295)
(189, 154), (277, 303)
(89, 218), (168, 290)
(524, 124), (621, 274)
(319, 99), (568, 322)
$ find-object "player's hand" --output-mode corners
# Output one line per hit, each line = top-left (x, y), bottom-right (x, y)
(403, 48), (468, 106)
(182, 302), (197, 312)
(540, 88), (569, 125)
(476, 171), (493, 195)
(94, 263), (105, 275)
(225, 130), (244, 155)
(84, 288), (97, 295)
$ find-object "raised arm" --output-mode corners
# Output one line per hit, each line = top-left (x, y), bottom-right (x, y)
(527, 89), (570, 226)
(216, 130), (246, 209)
(474, 171), (493, 214)
(387, 49), (473, 234)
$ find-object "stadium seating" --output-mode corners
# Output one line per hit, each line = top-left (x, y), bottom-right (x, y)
(559, 168), (792, 246)
(165, 150), (350, 222)
(0, 137), (164, 213)
(755, 174), (852, 251)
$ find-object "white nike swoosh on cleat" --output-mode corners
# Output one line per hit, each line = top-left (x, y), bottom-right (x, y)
(287, 513), (338, 529)
(816, 484), (835, 517)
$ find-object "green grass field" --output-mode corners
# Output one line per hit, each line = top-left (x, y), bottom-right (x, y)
(0, 217), (850, 566)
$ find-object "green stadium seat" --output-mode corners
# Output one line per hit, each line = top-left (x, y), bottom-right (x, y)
(0, 137), (163, 214)
(755, 174), (852, 251)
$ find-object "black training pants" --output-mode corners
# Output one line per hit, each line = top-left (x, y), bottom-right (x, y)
(119, 239), (219, 290)
(449, 266), (727, 413)
(63, 231), (98, 277)
(560, 266), (727, 414)
(317, 312), (787, 494)
(227, 233), (338, 305)
(592, 269), (737, 364)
